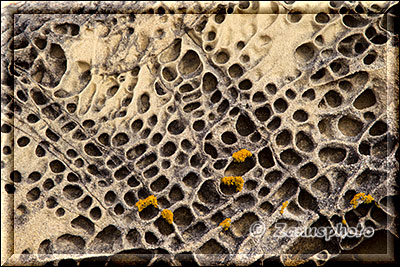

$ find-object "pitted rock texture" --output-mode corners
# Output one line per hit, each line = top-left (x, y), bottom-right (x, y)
(1, 1), (399, 266)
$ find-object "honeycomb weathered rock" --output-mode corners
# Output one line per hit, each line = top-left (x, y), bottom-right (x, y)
(1, 1), (399, 266)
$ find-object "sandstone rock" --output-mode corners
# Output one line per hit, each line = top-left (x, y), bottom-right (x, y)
(1, 1), (399, 266)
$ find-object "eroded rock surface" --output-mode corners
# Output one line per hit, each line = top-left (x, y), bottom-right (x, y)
(1, 1), (399, 266)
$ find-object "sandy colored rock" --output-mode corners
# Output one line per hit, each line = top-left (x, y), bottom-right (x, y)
(1, 1), (399, 266)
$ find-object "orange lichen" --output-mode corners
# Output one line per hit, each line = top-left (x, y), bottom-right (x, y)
(363, 194), (374, 204)
(221, 176), (244, 192)
(161, 209), (173, 224)
(350, 192), (374, 209)
(219, 218), (231, 231)
(135, 195), (158, 212)
(350, 192), (365, 208)
(280, 201), (288, 214)
(232, 149), (252, 162)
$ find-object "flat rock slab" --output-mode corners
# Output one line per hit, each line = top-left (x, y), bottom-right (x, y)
(1, 1), (399, 266)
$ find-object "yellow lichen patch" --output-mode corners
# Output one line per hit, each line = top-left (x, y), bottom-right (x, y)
(135, 195), (158, 212)
(221, 176), (244, 192)
(350, 192), (374, 208)
(350, 192), (365, 208)
(219, 218), (231, 231)
(363, 194), (374, 204)
(280, 201), (288, 214)
(232, 149), (252, 162)
(161, 209), (173, 224)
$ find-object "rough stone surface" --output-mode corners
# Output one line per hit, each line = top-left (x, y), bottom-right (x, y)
(1, 1), (399, 266)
